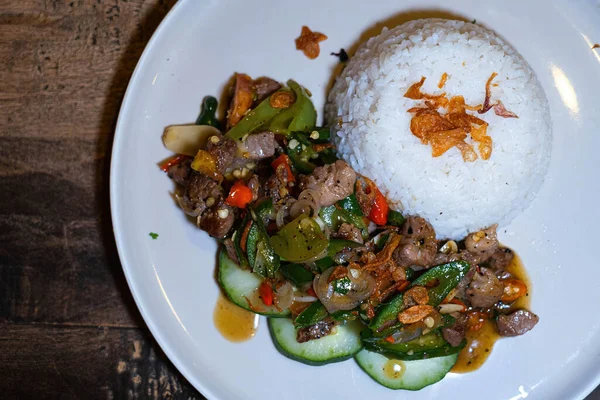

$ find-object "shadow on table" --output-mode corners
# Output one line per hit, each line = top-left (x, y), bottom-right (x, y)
(96, 0), (203, 398)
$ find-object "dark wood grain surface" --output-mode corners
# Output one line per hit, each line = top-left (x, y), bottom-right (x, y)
(0, 0), (204, 398)
(0, 1), (598, 399)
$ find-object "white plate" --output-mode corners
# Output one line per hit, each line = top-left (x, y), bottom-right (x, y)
(110, 0), (600, 399)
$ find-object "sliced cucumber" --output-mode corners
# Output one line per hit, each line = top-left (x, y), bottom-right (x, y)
(218, 250), (289, 317)
(355, 349), (458, 390)
(268, 318), (362, 366)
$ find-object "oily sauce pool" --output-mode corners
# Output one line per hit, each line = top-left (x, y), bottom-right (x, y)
(213, 293), (259, 342)
(452, 252), (531, 373)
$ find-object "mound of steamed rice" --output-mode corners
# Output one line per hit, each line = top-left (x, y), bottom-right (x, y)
(327, 19), (552, 240)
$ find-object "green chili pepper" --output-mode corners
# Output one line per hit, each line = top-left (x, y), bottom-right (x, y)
(246, 199), (275, 272)
(280, 263), (314, 287)
(337, 194), (363, 217)
(295, 301), (328, 327)
(330, 309), (358, 322)
(327, 238), (362, 257)
(246, 202), (279, 278)
(365, 332), (466, 361)
(410, 261), (471, 306)
(319, 205), (368, 240)
(314, 257), (334, 273)
(265, 80), (316, 134)
(232, 215), (250, 269)
(387, 210), (405, 227)
(225, 89), (290, 140)
(195, 96), (220, 128)
(373, 233), (390, 252)
(311, 127), (331, 143)
(319, 148), (338, 164)
(270, 215), (329, 263)
(287, 150), (316, 174)
(368, 293), (404, 336)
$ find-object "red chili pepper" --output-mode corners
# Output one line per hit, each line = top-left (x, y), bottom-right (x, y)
(159, 154), (189, 172)
(271, 154), (295, 183)
(384, 335), (395, 344)
(467, 311), (488, 332)
(259, 281), (274, 306)
(368, 188), (389, 225)
(225, 180), (253, 208)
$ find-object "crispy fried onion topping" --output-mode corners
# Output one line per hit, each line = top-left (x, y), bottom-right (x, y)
(404, 73), (518, 162)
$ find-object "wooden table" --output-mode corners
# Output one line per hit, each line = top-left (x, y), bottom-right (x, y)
(0, 1), (203, 398)
(0, 1), (598, 399)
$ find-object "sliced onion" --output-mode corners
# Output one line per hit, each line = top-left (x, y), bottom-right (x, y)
(275, 204), (290, 228)
(313, 216), (330, 240)
(390, 325), (425, 344)
(298, 188), (321, 211)
(368, 221), (378, 234)
(314, 267), (373, 313)
(346, 269), (376, 301)
(274, 281), (294, 311)
(289, 199), (316, 219)
(299, 188), (321, 207)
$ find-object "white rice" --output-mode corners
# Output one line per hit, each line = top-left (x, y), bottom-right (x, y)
(326, 19), (552, 239)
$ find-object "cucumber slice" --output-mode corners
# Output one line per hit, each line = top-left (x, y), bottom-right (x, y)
(218, 250), (289, 317)
(355, 349), (458, 390)
(268, 318), (362, 366)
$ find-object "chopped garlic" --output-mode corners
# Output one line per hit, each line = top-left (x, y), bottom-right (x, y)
(209, 135), (220, 144)
(310, 131), (319, 140)
(424, 316), (435, 328)
(217, 209), (229, 219)
(439, 303), (465, 314)
(288, 139), (299, 149)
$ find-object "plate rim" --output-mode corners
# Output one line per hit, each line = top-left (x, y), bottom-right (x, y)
(109, 1), (224, 399)
(109, 1), (600, 399)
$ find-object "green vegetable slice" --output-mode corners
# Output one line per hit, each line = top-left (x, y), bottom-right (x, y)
(355, 349), (458, 390)
(368, 293), (404, 336)
(270, 215), (328, 262)
(225, 89), (289, 140)
(295, 301), (328, 327)
(410, 261), (471, 306)
(280, 263), (314, 287)
(195, 96), (220, 128)
(387, 210), (405, 227)
(365, 332), (465, 361)
(265, 80), (316, 134)
(269, 318), (362, 366)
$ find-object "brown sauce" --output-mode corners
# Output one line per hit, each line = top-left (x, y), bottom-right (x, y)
(213, 293), (259, 342)
(383, 359), (406, 380)
(452, 251), (531, 373)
